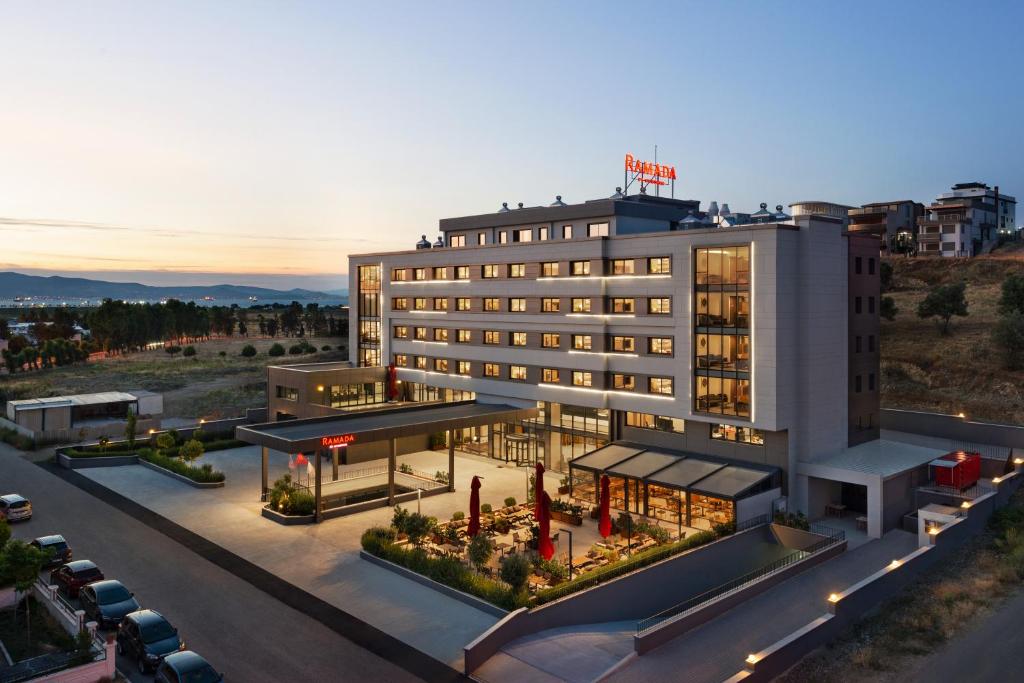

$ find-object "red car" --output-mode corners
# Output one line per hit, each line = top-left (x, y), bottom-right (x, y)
(50, 560), (104, 598)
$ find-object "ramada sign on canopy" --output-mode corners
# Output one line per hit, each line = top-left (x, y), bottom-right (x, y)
(624, 153), (677, 186)
(321, 433), (356, 448)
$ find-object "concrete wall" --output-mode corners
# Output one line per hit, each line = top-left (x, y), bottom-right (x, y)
(737, 488), (781, 523)
(882, 409), (1024, 450)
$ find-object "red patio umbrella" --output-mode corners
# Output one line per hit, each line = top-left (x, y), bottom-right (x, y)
(534, 462), (545, 522)
(599, 474), (612, 538)
(468, 476), (481, 537)
(538, 491), (555, 560)
(386, 363), (399, 401)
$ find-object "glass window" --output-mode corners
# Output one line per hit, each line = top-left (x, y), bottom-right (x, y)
(571, 297), (591, 313)
(588, 222), (609, 237)
(414, 326), (427, 340)
(695, 246), (749, 285)
(649, 337), (673, 355)
(414, 268), (427, 281)
(711, 424), (764, 445)
(415, 356), (427, 369)
(562, 225), (573, 239)
(648, 297), (671, 314)
(393, 325), (408, 338)
(391, 268), (407, 282)
(484, 330), (500, 344)
(484, 363), (500, 377)
(626, 412), (684, 433)
(514, 229), (532, 243)
(458, 361), (471, 375)
(484, 298), (500, 311)
(539, 227), (549, 241)
(509, 298), (526, 312)
(611, 297), (635, 313)
(433, 328), (448, 342)
(413, 297), (427, 310)
(433, 297), (448, 311)
(509, 263), (526, 278)
(510, 332), (527, 346)
(275, 386), (298, 401)
(695, 377), (751, 417)
(573, 371), (593, 387)
(510, 365), (527, 381)
(542, 368), (560, 383)
(449, 234), (465, 248)
(648, 257), (671, 274)
(394, 354), (407, 367)
(542, 297), (560, 312)
(477, 233), (486, 246)
(433, 267), (447, 279)
(611, 259), (634, 275)
(611, 336), (635, 352)
(542, 333), (560, 348)
(456, 265), (470, 280)
(498, 231), (508, 244)
(434, 358), (448, 372)
(457, 329), (471, 343)
(571, 260), (591, 276)
(649, 377), (674, 395)
(572, 334), (592, 350)
(392, 298), (408, 310)
(542, 262), (559, 277)
(613, 374), (635, 391)
(456, 297), (471, 311)
(483, 264), (500, 279)
(695, 292), (750, 327)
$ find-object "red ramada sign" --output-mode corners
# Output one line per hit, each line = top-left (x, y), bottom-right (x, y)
(321, 433), (356, 448)
(624, 153), (677, 186)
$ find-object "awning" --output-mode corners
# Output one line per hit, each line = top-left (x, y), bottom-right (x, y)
(568, 444), (645, 473)
(605, 450), (680, 480)
(646, 457), (726, 490)
(690, 465), (773, 499)
(236, 400), (537, 453)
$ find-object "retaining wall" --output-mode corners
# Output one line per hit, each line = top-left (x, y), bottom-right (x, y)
(881, 409), (1024, 450)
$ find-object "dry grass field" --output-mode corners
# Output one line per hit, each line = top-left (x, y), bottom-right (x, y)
(882, 251), (1024, 425)
(0, 336), (346, 420)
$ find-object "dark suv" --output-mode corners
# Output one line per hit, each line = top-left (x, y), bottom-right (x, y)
(117, 610), (183, 674)
(49, 560), (104, 598)
(31, 535), (73, 568)
(80, 580), (140, 629)
(156, 651), (223, 683)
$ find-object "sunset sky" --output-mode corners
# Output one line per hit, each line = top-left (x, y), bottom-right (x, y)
(2, 1), (1022, 289)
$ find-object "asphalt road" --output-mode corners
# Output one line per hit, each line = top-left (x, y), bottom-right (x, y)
(0, 444), (420, 683)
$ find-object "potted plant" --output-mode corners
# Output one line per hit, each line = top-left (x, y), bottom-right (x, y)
(549, 499), (583, 525)
(558, 476), (570, 495)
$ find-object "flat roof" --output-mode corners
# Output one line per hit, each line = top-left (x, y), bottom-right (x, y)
(267, 361), (354, 372)
(806, 439), (948, 479)
(605, 450), (680, 480)
(236, 400), (537, 452)
(691, 465), (772, 499)
(568, 444), (645, 473)
(8, 391), (139, 411)
(646, 457), (727, 489)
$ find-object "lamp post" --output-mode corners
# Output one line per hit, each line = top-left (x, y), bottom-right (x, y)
(417, 488), (422, 515)
(559, 527), (574, 580)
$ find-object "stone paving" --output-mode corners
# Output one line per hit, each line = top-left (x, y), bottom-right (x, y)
(78, 445), (561, 670)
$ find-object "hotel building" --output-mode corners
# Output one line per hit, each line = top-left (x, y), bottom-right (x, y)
(331, 191), (883, 530)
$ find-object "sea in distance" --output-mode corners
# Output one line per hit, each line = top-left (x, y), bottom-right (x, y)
(0, 296), (348, 309)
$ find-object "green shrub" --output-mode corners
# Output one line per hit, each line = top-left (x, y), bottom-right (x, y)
(165, 345), (182, 355)
(398, 463), (413, 474)
(267, 474), (314, 515)
(499, 554), (532, 593)
(182, 345), (196, 357)
(288, 344), (303, 355)
(155, 433), (175, 454)
(0, 427), (35, 451)
(240, 344), (257, 358)
(467, 534), (494, 571)
(392, 505), (411, 534)
(138, 448), (225, 483)
(336, 345), (345, 351)
(504, 497), (517, 507)
(452, 511), (465, 521)
(218, 351), (227, 357)
(268, 343), (285, 357)
(321, 345), (331, 351)
(434, 470), (450, 485)
(178, 438), (205, 462)
(481, 503), (492, 514)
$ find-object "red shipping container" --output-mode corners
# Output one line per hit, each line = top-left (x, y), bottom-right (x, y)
(932, 451), (981, 490)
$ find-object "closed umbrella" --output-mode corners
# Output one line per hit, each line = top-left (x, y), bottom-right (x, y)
(538, 491), (555, 560)
(599, 475), (612, 538)
(468, 476), (481, 537)
(534, 462), (545, 522)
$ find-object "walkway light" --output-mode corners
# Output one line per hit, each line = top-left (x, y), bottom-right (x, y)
(961, 501), (971, 509)
(745, 654), (759, 665)
(889, 559), (901, 569)
(957, 412), (966, 419)
(928, 525), (940, 535)
(993, 476), (1003, 485)
(828, 593), (841, 603)
(1014, 458), (1023, 465)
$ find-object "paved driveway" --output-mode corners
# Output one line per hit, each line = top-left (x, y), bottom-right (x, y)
(0, 443), (419, 683)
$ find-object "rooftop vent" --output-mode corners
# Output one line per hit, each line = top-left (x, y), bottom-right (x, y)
(610, 187), (625, 199)
(433, 235), (444, 247)
(415, 234), (432, 249)
(774, 205), (791, 220)
(681, 210), (702, 225)
(549, 195), (567, 207)
(751, 202), (772, 219)
(721, 203), (732, 216)
(517, 202), (524, 209)
(498, 202), (510, 213)
(707, 201), (720, 217)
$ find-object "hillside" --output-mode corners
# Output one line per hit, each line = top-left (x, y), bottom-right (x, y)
(0, 271), (333, 302)
(882, 250), (1024, 425)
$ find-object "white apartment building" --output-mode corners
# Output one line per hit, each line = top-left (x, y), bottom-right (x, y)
(917, 182), (1017, 257)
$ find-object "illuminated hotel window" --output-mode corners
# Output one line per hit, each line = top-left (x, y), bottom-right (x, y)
(456, 265), (470, 280)
(433, 297), (448, 311)
(510, 365), (527, 381)
(449, 234), (466, 248)
(571, 260), (591, 276)
(611, 336), (635, 352)
(456, 297), (471, 311)
(458, 361), (471, 375)
(562, 225), (573, 239)
(483, 264), (500, 279)
(587, 222), (609, 237)
(484, 298), (500, 311)
(484, 363), (500, 377)
(510, 332), (527, 346)
(542, 262), (559, 277)
(477, 233), (486, 246)
(414, 327), (427, 340)
(648, 297), (671, 315)
(393, 325), (408, 338)
(457, 329), (471, 343)
(649, 337), (673, 355)
(611, 259), (634, 275)
(573, 371), (593, 387)
(391, 268), (407, 282)
(648, 257), (671, 274)
(539, 227), (549, 241)
(649, 377), (674, 395)
(611, 297), (635, 313)
(542, 298), (560, 312)
(275, 386), (298, 401)
(394, 354), (407, 367)
(499, 231), (508, 244)
(572, 334), (592, 350)
(484, 330), (501, 344)
(571, 298), (591, 313)
(434, 358), (448, 372)
(542, 368), (560, 383)
(613, 374), (635, 391)
(509, 263), (525, 278)
(433, 328), (448, 342)
(413, 297), (427, 310)
(433, 267), (447, 280)
(415, 356), (427, 369)
(509, 298), (526, 312)
(392, 298), (408, 310)
(414, 268), (427, 281)
(542, 333), (560, 348)
(711, 423), (764, 445)
(626, 412), (684, 433)
(514, 229), (532, 243)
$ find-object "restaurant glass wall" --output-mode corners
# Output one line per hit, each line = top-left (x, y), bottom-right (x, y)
(608, 476), (641, 514)
(646, 484), (684, 527)
(689, 494), (735, 530)
(570, 470), (598, 505)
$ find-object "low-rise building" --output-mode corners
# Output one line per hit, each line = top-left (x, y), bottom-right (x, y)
(917, 182), (1016, 257)
(848, 200), (924, 254)
(2, 390), (162, 442)
(788, 201), (854, 226)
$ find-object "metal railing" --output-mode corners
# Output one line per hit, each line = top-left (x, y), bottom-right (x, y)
(636, 524), (845, 634)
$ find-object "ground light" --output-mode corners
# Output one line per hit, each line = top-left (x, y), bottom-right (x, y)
(961, 501), (971, 509)
(958, 412), (966, 418)
(1015, 458), (1024, 466)
(745, 654), (759, 665)
(889, 559), (901, 569)
(828, 593), (841, 603)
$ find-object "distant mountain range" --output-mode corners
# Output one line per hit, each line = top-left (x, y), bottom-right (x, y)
(0, 271), (337, 303)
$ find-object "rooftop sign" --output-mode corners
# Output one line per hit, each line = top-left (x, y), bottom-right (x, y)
(625, 153), (676, 187)
(321, 433), (356, 448)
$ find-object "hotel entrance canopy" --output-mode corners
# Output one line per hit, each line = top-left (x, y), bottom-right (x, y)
(236, 400), (538, 522)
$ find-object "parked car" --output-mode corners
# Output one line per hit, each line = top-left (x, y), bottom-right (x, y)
(156, 651), (223, 683)
(0, 494), (32, 522)
(30, 535), (73, 568)
(49, 560), (104, 598)
(117, 609), (184, 674)
(80, 580), (140, 629)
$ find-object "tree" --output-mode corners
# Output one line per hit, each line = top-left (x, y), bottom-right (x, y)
(467, 534), (494, 572)
(0, 519), (10, 548)
(998, 274), (1024, 317)
(268, 343), (285, 357)
(178, 438), (205, 463)
(993, 311), (1024, 370)
(880, 296), (898, 321)
(0, 540), (49, 642)
(182, 345), (197, 357)
(240, 344), (257, 358)
(155, 432), (176, 454)
(125, 413), (138, 448)
(917, 282), (968, 334)
(880, 261), (893, 292)
(499, 554), (531, 594)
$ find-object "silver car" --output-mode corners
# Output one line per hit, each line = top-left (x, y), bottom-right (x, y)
(0, 494), (32, 522)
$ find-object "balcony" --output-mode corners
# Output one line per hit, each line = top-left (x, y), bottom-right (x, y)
(918, 233), (940, 243)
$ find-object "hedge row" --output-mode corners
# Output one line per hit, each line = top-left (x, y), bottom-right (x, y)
(137, 448), (225, 483)
(0, 427), (36, 451)
(63, 437), (245, 459)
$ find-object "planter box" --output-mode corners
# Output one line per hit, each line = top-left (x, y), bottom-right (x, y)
(261, 506), (315, 525)
(57, 452), (139, 469)
(557, 486), (570, 495)
(138, 460), (225, 488)
(551, 510), (583, 526)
